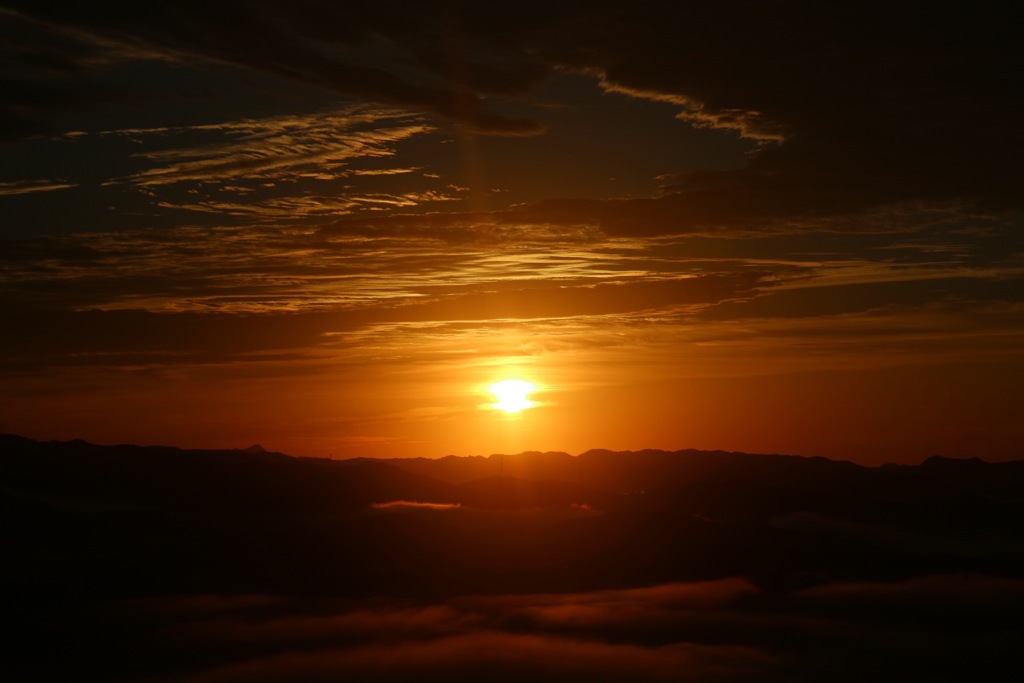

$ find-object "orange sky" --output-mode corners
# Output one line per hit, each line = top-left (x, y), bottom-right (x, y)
(1, 3), (1022, 464)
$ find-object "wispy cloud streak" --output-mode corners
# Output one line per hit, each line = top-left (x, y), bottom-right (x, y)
(108, 108), (432, 187)
(0, 179), (77, 196)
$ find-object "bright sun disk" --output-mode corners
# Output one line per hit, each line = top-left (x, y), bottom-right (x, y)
(487, 379), (536, 413)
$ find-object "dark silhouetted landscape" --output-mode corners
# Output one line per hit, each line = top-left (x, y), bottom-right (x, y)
(4, 433), (1024, 681)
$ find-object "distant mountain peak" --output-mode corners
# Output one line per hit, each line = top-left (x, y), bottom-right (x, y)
(242, 444), (268, 454)
(922, 454), (987, 468)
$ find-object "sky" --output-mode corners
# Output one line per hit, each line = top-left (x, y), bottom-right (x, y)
(1, 1), (1022, 464)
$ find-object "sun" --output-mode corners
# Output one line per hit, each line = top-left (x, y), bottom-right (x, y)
(487, 379), (537, 413)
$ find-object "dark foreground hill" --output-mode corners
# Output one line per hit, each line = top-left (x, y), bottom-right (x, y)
(3, 433), (1024, 682)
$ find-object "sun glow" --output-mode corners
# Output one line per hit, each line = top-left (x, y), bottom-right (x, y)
(487, 379), (537, 413)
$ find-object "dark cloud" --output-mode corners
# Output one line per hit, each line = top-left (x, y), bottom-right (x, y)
(4, 2), (1021, 231)
(542, 2), (1024, 218)
(325, 191), (1014, 242)
(21, 576), (1021, 682)
(162, 603), (478, 649)
(0, 308), (337, 371)
(173, 633), (780, 683)
(0, 7), (136, 139)
(1, 1), (549, 137)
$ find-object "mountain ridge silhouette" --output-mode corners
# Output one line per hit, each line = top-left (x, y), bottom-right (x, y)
(4, 431), (1023, 603)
